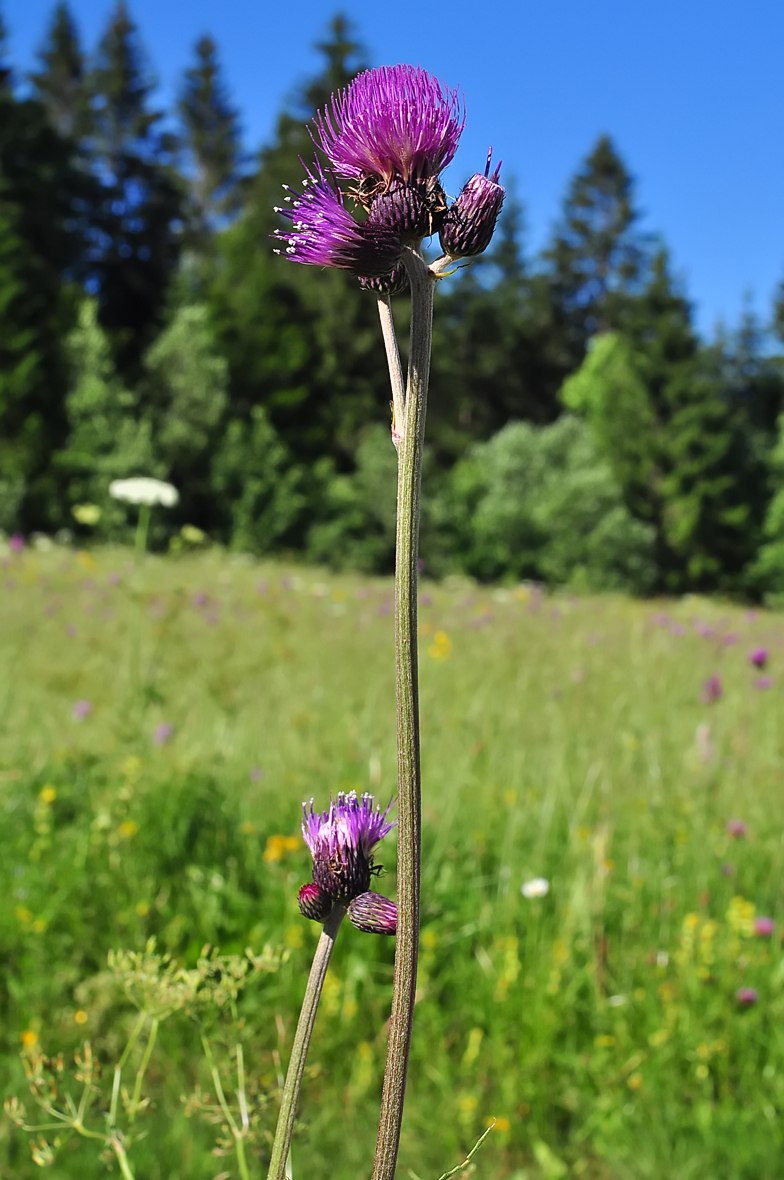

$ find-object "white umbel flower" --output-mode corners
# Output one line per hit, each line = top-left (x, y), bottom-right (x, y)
(109, 478), (179, 507)
(521, 877), (549, 899)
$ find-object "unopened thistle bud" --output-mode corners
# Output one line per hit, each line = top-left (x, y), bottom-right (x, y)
(348, 891), (398, 935)
(439, 148), (504, 259)
(358, 262), (410, 296)
(298, 882), (333, 922)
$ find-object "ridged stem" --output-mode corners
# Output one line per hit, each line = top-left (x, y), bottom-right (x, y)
(267, 904), (346, 1180)
(371, 247), (435, 1180)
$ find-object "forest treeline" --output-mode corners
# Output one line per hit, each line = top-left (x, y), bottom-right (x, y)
(5, 4), (784, 597)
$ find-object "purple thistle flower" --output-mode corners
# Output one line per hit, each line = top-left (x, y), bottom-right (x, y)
(348, 891), (398, 935)
(273, 162), (402, 277)
(72, 699), (92, 721)
(440, 148), (505, 259)
(749, 647), (768, 669)
(8, 534), (24, 555)
(700, 674), (723, 704)
(153, 722), (174, 746)
(315, 64), (464, 190)
(736, 986), (758, 1007)
(726, 818), (747, 838)
(754, 916), (775, 938)
(299, 791), (395, 910)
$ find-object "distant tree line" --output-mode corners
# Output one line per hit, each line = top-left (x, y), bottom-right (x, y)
(4, 3), (784, 597)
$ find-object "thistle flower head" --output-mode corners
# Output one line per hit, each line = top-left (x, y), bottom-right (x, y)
(348, 891), (398, 935)
(315, 65), (464, 192)
(273, 162), (403, 277)
(300, 791), (395, 907)
(440, 148), (505, 259)
(749, 647), (768, 669)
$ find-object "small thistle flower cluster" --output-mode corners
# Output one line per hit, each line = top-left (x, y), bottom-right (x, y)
(273, 64), (504, 291)
(298, 791), (397, 935)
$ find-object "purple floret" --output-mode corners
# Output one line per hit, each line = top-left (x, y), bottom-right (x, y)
(273, 162), (402, 276)
(314, 64), (465, 189)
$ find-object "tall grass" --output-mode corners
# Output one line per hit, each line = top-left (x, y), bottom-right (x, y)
(1, 544), (783, 1178)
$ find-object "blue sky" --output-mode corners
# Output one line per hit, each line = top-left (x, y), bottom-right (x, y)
(6, 0), (784, 338)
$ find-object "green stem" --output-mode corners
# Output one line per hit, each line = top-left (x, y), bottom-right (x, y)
(127, 1016), (158, 1126)
(134, 503), (151, 561)
(200, 1035), (251, 1180)
(377, 295), (406, 449)
(371, 247), (435, 1180)
(267, 904), (346, 1180)
(110, 1136), (136, 1180)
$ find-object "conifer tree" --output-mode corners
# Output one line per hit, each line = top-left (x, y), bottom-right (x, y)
(562, 253), (767, 591)
(178, 35), (244, 234)
(0, 16), (95, 531)
(29, 3), (88, 140)
(545, 135), (650, 365)
(85, 2), (184, 381)
(207, 15), (391, 485)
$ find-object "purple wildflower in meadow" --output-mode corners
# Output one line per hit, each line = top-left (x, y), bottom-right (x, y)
(298, 791), (395, 918)
(754, 916), (775, 938)
(72, 699), (92, 721)
(754, 676), (773, 690)
(64, 624), (78, 637)
(192, 592), (208, 609)
(107, 571), (121, 586)
(736, 987), (758, 1007)
(153, 722), (174, 746)
(9, 534), (24, 555)
(315, 64), (463, 241)
(722, 632), (739, 646)
(700, 675), (723, 703)
(670, 623), (686, 636)
(749, 647), (768, 668)
(652, 613), (670, 626)
(726, 818), (747, 838)
(316, 65), (463, 190)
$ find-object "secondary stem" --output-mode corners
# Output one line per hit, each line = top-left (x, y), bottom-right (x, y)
(376, 295), (406, 449)
(267, 904), (346, 1180)
(372, 247), (435, 1180)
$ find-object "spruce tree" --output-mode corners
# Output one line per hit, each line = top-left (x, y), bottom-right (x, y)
(0, 18), (95, 531)
(178, 35), (244, 236)
(544, 135), (650, 365)
(29, 3), (88, 141)
(562, 253), (767, 591)
(207, 15), (392, 487)
(85, 2), (184, 381)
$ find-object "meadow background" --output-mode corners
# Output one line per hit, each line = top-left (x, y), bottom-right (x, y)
(1, 541), (783, 1179)
(3, 2), (784, 1176)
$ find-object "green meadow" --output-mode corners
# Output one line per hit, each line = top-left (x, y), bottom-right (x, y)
(1, 543), (783, 1179)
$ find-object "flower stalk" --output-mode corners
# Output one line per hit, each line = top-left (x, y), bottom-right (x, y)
(267, 904), (346, 1180)
(371, 246), (435, 1180)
